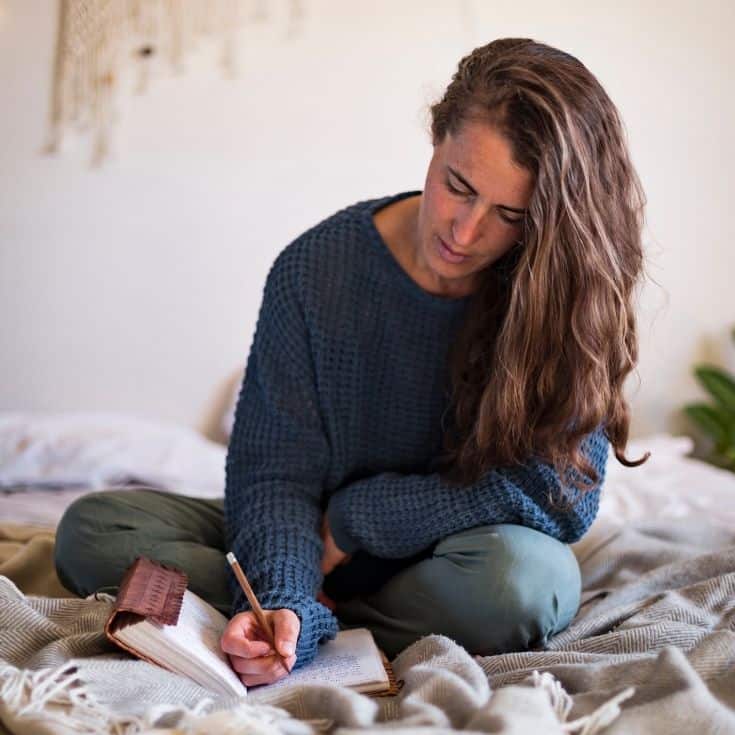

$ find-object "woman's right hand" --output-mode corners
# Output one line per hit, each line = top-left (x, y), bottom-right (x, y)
(220, 608), (299, 687)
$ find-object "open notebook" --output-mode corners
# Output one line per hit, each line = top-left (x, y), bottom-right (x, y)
(104, 557), (397, 698)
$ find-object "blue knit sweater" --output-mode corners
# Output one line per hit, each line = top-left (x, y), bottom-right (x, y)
(224, 192), (607, 668)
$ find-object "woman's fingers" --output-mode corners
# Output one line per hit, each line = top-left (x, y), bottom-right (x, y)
(271, 609), (300, 658)
(239, 667), (291, 687)
(229, 652), (297, 677)
(222, 636), (272, 659)
(220, 609), (301, 687)
(220, 612), (273, 658)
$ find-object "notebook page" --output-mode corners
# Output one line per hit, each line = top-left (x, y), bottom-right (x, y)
(116, 589), (245, 697)
(266, 628), (387, 690)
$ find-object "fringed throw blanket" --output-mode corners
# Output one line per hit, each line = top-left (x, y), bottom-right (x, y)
(1, 520), (735, 734)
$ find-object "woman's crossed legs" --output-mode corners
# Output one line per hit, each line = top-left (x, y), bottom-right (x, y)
(54, 488), (580, 658)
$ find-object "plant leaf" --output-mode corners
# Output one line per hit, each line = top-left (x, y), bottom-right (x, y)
(693, 366), (735, 415)
(684, 402), (729, 446)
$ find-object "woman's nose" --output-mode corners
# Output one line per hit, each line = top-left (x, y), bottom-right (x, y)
(451, 205), (484, 247)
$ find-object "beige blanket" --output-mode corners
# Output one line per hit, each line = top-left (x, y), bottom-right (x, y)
(0, 576), (623, 735)
(0, 524), (72, 598)
(2, 520), (735, 734)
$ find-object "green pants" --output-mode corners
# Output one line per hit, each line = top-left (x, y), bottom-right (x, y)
(54, 488), (581, 658)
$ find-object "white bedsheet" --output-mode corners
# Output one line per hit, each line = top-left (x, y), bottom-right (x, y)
(1, 486), (108, 527)
(572, 434), (735, 559)
(2, 413), (734, 534)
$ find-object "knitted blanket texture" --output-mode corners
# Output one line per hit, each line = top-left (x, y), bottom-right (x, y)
(2, 521), (735, 734)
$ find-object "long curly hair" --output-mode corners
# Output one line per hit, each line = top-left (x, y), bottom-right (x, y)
(432, 38), (649, 490)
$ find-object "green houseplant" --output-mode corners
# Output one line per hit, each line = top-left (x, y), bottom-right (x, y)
(683, 329), (735, 472)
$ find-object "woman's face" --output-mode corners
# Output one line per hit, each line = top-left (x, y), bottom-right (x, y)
(415, 120), (535, 298)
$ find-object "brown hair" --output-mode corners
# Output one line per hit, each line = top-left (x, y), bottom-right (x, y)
(432, 38), (649, 490)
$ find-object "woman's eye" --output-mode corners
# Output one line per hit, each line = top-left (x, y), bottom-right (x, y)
(446, 179), (471, 197)
(499, 212), (523, 226)
(446, 179), (523, 225)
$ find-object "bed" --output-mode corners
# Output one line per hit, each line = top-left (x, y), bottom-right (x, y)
(2, 412), (735, 734)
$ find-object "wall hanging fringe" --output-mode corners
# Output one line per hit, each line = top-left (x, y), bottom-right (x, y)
(45, 0), (304, 165)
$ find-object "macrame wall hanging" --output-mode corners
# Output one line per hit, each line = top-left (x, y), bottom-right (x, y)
(46, 0), (304, 165)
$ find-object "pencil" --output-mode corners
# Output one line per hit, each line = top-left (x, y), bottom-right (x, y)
(226, 551), (292, 674)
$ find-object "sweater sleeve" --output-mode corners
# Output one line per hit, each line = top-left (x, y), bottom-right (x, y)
(224, 250), (338, 669)
(326, 427), (608, 558)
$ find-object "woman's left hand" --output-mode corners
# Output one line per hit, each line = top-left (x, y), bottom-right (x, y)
(320, 515), (351, 575)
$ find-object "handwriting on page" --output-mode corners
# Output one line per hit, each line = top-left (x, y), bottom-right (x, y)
(268, 653), (364, 689)
(301, 654), (363, 681)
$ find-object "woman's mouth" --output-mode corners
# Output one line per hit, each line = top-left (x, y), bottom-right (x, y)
(436, 236), (470, 264)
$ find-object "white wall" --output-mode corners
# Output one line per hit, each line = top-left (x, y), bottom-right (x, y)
(1, 0), (733, 442)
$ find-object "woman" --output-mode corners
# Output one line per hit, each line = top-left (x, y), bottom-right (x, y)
(55, 38), (647, 688)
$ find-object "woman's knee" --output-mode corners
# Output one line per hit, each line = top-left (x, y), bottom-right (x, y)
(428, 524), (581, 653)
(54, 490), (140, 597)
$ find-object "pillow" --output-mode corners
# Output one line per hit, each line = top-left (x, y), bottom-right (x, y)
(0, 412), (226, 498)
